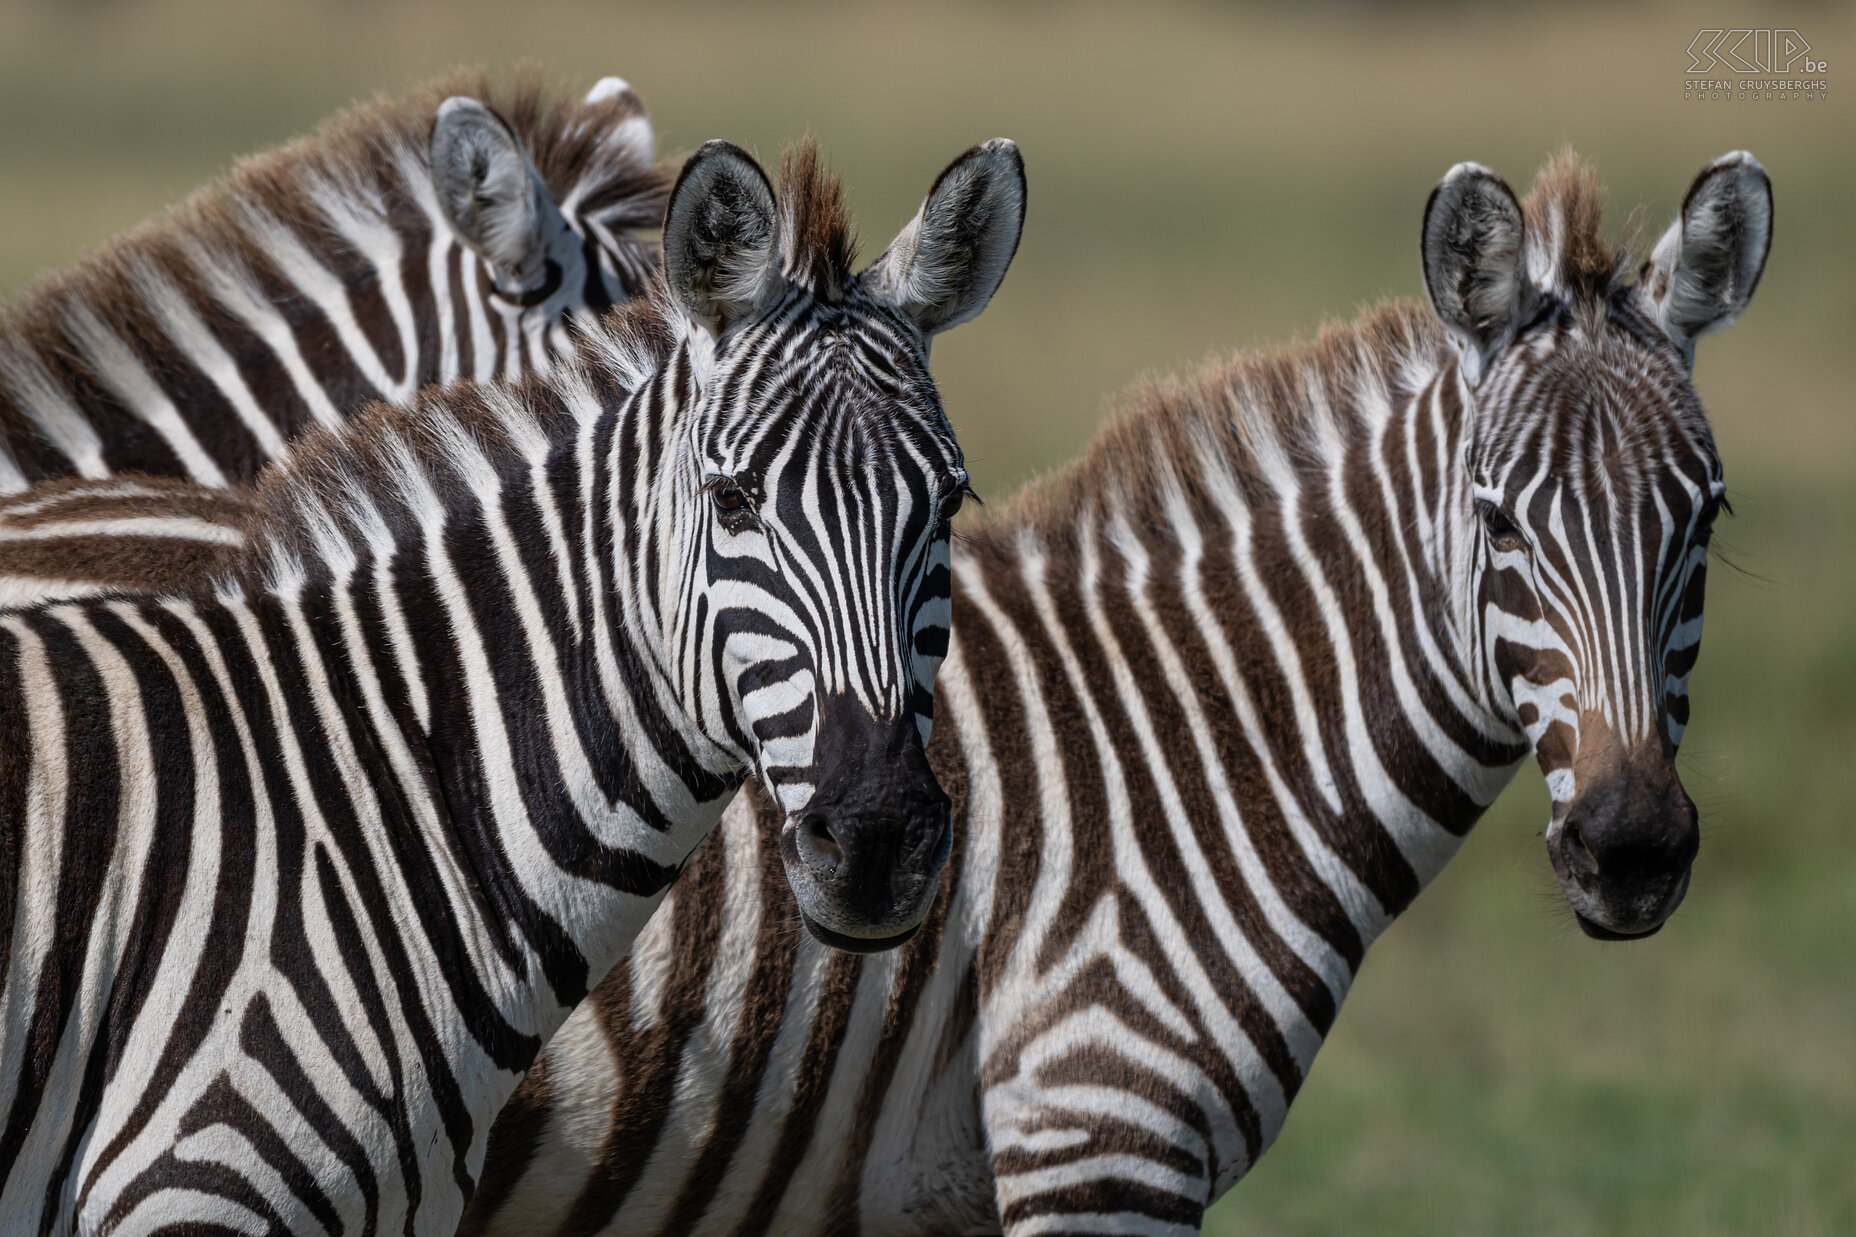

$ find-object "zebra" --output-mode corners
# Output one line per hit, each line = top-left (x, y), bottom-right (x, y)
(0, 68), (668, 493)
(0, 476), (258, 607)
(435, 150), (1767, 1236)
(0, 135), (1028, 1234)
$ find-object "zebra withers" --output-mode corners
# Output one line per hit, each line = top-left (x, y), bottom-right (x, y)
(0, 136), (1026, 1234)
(449, 150), (1771, 1236)
(0, 68), (667, 492)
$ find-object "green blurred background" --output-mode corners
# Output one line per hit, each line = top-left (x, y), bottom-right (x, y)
(1, 2), (1847, 1232)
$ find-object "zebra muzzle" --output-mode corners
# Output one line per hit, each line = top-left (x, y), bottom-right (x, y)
(1548, 753), (1700, 940)
(776, 699), (953, 952)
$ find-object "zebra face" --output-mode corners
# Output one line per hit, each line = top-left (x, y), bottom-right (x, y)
(1469, 334), (1721, 938)
(431, 80), (660, 372)
(662, 138), (1025, 950)
(1425, 151), (1771, 939)
(687, 320), (968, 950)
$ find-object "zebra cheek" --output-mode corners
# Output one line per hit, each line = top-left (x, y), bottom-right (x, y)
(1531, 719), (1579, 789)
(1490, 635), (1543, 702)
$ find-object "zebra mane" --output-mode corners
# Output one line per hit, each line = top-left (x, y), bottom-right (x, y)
(0, 66), (669, 374)
(240, 294), (677, 591)
(1000, 149), (1647, 540)
(1521, 146), (1638, 307)
(777, 140), (859, 301)
(1004, 300), (1448, 536)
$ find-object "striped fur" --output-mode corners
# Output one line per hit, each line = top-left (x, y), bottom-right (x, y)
(451, 151), (1769, 1236)
(0, 68), (667, 493)
(0, 477), (255, 607)
(0, 140), (1023, 1234)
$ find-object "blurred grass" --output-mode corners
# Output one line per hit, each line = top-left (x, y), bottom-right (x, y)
(0, 1), (1848, 1232)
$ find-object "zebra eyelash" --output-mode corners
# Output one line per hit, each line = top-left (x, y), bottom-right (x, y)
(940, 482), (980, 525)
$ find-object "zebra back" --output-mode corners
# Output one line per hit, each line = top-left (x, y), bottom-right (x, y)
(0, 476), (255, 607)
(0, 67), (668, 493)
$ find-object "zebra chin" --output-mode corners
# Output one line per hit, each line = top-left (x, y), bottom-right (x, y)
(796, 912), (927, 954)
(1569, 871), (1691, 942)
(779, 812), (950, 952)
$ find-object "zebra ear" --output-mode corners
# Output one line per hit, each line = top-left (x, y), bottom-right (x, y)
(1638, 151), (1772, 366)
(1421, 163), (1536, 386)
(571, 76), (655, 159)
(663, 140), (784, 338)
(431, 97), (564, 296)
(582, 75), (635, 110)
(863, 139), (1026, 336)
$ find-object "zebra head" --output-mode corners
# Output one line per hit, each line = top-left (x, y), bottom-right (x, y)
(429, 77), (661, 356)
(660, 138), (1025, 950)
(1424, 151), (1771, 939)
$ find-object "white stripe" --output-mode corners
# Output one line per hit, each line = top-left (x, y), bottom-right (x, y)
(60, 302), (228, 487)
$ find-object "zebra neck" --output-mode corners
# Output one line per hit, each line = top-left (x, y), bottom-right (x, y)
(0, 77), (660, 494)
(979, 305), (1528, 955)
(245, 354), (741, 1033)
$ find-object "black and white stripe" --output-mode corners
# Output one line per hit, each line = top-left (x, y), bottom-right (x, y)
(455, 150), (1772, 1236)
(0, 138), (1025, 1234)
(0, 69), (666, 493)
(0, 476), (255, 607)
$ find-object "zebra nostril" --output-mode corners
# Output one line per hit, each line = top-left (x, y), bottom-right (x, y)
(803, 817), (844, 870)
(1564, 823), (1599, 878)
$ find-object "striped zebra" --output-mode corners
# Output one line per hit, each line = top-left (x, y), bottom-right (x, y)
(0, 476), (257, 607)
(0, 68), (667, 494)
(0, 136), (1027, 1234)
(436, 150), (1765, 1236)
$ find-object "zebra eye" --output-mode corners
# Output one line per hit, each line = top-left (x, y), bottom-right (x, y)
(937, 482), (977, 532)
(1478, 500), (1525, 552)
(711, 480), (750, 514)
(939, 488), (966, 526)
(1697, 494), (1728, 533)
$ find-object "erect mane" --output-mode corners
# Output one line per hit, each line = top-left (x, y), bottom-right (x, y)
(242, 293), (678, 588)
(998, 301), (1449, 537)
(0, 66), (670, 354)
(778, 140), (859, 301)
(993, 148), (1650, 543)
(1522, 146), (1638, 305)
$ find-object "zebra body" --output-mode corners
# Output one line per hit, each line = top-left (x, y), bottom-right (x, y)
(0, 69), (667, 493)
(453, 151), (1772, 1236)
(0, 140), (1026, 1234)
(0, 477), (255, 607)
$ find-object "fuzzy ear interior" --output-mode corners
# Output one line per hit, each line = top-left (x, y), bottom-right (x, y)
(862, 138), (1026, 337)
(1421, 162), (1535, 385)
(1638, 151), (1772, 364)
(662, 140), (784, 338)
(430, 97), (564, 294)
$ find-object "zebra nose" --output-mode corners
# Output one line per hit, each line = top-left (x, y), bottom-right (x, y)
(1560, 822), (1601, 880)
(780, 789), (951, 953)
(781, 694), (954, 950)
(1551, 761), (1699, 938)
(1558, 788), (1698, 886)
(793, 797), (950, 888)
(795, 815), (845, 873)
